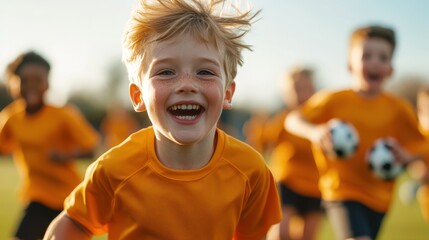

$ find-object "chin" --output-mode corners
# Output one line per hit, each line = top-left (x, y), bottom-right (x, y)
(169, 130), (208, 145)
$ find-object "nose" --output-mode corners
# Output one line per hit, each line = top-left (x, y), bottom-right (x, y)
(176, 73), (197, 93)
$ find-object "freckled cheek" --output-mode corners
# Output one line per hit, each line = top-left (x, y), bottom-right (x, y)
(143, 83), (171, 111)
(203, 85), (225, 107)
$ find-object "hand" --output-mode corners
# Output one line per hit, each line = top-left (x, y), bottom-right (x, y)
(407, 160), (429, 183)
(385, 138), (417, 166)
(309, 122), (334, 157)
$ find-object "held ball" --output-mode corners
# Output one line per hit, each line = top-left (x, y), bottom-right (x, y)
(367, 138), (403, 181)
(329, 119), (359, 159)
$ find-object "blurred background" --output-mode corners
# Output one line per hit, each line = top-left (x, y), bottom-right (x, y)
(1, 1), (429, 111)
(1, 0), (429, 239)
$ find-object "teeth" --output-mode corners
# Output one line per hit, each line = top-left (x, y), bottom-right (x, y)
(171, 104), (200, 110)
(176, 115), (197, 120)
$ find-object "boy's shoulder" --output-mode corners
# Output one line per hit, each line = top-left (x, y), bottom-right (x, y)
(379, 91), (415, 112)
(90, 127), (152, 184)
(219, 129), (268, 174)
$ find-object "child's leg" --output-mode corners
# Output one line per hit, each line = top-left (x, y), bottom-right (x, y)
(323, 200), (385, 240)
(278, 183), (299, 240)
(279, 206), (298, 240)
(301, 193), (323, 240)
(278, 183), (322, 240)
(14, 201), (62, 240)
(302, 211), (322, 240)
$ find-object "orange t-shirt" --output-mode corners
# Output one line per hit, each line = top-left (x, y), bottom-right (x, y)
(300, 89), (429, 212)
(263, 110), (320, 198)
(65, 127), (282, 239)
(0, 103), (99, 209)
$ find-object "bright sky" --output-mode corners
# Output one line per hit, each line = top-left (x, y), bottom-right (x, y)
(1, 0), (429, 111)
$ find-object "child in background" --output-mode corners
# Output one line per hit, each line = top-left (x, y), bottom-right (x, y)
(414, 87), (429, 225)
(265, 67), (321, 240)
(285, 25), (429, 240)
(0, 51), (100, 240)
(44, 0), (281, 239)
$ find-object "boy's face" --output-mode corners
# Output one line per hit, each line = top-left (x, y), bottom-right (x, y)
(17, 63), (49, 108)
(130, 33), (235, 145)
(348, 37), (393, 94)
(291, 75), (314, 106)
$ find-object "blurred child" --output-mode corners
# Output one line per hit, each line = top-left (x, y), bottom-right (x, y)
(243, 110), (269, 153)
(414, 87), (429, 225)
(100, 101), (140, 149)
(264, 67), (321, 240)
(285, 25), (429, 240)
(0, 51), (100, 240)
(44, 0), (281, 239)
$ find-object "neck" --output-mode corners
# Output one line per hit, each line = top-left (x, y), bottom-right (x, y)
(25, 102), (44, 115)
(351, 84), (381, 98)
(155, 130), (217, 170)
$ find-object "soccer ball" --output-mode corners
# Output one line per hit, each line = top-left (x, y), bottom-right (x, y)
(329, 119), (359, 159)
(367, 138), (403, 181)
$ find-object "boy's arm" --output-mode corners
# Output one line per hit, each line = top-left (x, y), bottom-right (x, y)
(50, 149), (96, 163)
(285, 110), (332, 152)
(43, 211), (92, 240)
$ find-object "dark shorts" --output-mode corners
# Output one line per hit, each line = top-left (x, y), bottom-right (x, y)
(15, 201), (62, 240)
(323, 200), (385, 240)
(279, 183), (322, 215)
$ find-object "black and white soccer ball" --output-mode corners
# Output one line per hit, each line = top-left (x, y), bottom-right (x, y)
(367, 138), (403, 181)
(329, 119), (359, 159)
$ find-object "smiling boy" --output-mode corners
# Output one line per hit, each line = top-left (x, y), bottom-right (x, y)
(44, 0), (281, 239)
(285, 25), (429, 240)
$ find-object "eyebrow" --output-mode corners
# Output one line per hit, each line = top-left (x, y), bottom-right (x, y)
(150, 57), (221, 67)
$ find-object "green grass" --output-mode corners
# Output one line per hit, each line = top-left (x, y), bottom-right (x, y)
(1, 157), (428, 239)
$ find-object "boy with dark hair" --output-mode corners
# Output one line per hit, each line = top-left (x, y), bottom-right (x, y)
(0, 51), (99, 240)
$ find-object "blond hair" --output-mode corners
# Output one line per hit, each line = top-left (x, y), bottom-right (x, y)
(122, 0), (259, 86)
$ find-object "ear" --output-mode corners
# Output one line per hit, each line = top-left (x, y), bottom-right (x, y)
(129, 83), (146, 112)
(223, 81), (236, 110)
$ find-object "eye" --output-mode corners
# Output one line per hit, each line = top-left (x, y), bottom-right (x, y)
(157, 70), (175, 76)
(379, 54), (389, 63)
(362, 52), (371, 61)
(198, 70), (215, 76)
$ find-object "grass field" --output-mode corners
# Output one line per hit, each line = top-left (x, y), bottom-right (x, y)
(1, 158), (428, 239)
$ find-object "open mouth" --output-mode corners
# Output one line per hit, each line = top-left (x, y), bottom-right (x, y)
(168, 104), (205, 120)
(366, 72), (381, 82)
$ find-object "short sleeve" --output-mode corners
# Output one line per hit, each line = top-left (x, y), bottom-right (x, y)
(65, 159), (113, 235)
(234, 166), (282, 240)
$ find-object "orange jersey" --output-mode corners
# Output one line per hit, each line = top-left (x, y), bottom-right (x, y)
(264, 110), (320, 198)
(65, 127), (282, 239)
(299, 89), (429, 212)
(0, 104), (99, 209)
